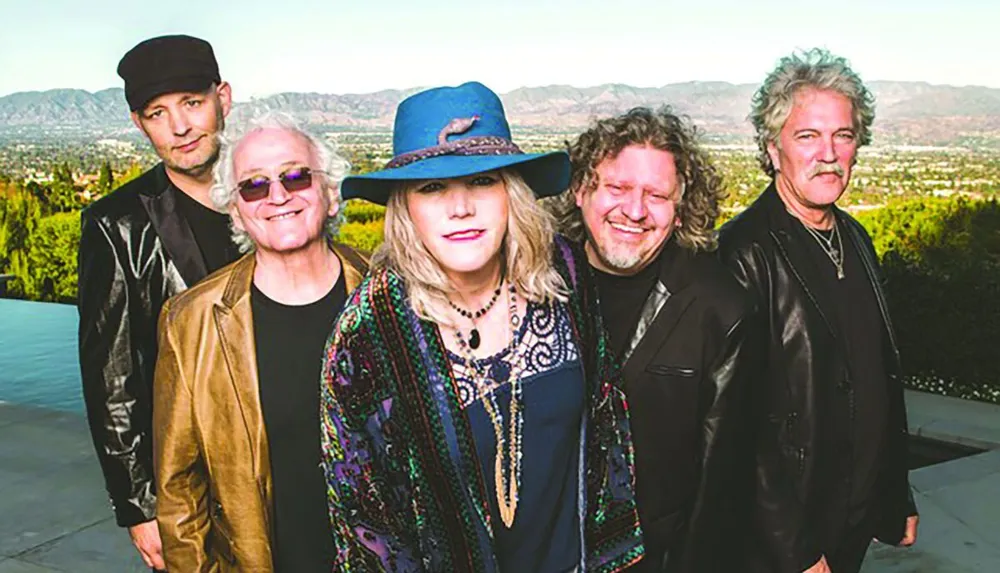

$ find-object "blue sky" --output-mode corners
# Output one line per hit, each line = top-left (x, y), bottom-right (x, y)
(1, 0), (998, 99)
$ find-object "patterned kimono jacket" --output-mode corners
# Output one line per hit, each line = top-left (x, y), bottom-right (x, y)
(320, 237), (644, 572)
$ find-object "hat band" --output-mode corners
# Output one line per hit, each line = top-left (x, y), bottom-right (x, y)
(385, 136), (523, 170)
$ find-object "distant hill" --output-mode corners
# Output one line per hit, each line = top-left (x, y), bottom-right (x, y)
(3, 81), (1000, 146)
(0, 88), (126, 125)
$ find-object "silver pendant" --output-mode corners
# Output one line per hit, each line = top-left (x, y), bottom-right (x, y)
(837, 268), (845, 280)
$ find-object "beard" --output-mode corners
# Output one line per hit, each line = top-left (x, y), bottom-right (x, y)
(594, 241), (646, 271)
(584, 222), (656, 274)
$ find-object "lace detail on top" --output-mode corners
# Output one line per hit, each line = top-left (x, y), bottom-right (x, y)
(449, 300), (580, 409)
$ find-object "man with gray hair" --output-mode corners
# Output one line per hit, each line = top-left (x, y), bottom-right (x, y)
(153, 111), (368, 571)
(718, 49), (918, 573)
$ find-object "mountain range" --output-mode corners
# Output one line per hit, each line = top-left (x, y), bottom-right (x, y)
(3, 82), (1000, 146)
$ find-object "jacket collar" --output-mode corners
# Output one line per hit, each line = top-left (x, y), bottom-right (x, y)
(212, 253), (269, 478)
(137, 163), (209, 286)
(217, 243), (370, 310)
(332, 243), (369, 294)
(622, 240), (697, 367)
(761, 181), (860, 343)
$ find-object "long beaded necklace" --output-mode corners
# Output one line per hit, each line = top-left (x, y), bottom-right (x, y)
(802, 218), (846, 279)
(453, 283), (525, 528)
(447, 279), (503, 350)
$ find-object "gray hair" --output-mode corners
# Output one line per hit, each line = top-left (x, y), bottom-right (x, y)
(749, 48), (875, 177)
(210, 110), (350, 253)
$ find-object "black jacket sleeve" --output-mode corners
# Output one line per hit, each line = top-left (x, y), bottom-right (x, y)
(78, 211), (156, 527)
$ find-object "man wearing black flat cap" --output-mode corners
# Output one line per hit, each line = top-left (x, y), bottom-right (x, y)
(78, 34), (240, 571)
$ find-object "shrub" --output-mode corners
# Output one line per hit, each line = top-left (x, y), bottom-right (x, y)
(10, 211), (81, 303)
(337, 220), (384, 254)
(857, 198), (1000, 402)
(342, 200), (386, 224)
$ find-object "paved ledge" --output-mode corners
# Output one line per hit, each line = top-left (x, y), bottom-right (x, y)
(862, 391), (1000, 572)
(905, 389), (1000, 451)
(862, 448), (1000, 572)
(0, 403), (145, 572)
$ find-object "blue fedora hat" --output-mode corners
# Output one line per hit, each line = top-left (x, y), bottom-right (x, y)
(340, 82), (569, 205)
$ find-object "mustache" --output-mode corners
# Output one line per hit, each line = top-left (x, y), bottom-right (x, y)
(809, 163), (845, 178)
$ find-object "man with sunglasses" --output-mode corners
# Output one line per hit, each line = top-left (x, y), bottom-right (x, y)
(78, 34), (240, 571)
(153, 112), (368, 572)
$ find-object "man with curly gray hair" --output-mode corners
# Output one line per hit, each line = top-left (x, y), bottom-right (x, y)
(552, 107), (758, 572)
(719, 49), (919, 573)
(152, 112), (368, 572)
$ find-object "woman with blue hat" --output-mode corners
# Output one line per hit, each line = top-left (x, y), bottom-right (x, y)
(320, 82), (644, 572)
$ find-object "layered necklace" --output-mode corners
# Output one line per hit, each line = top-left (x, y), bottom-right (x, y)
(448, 281), (502, 350)
(802, 218), (846, 280)
(453, 283), (526, 528)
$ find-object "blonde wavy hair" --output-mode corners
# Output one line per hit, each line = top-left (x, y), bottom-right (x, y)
(750, 48), (875, 177)
(372, 169), (569, 325)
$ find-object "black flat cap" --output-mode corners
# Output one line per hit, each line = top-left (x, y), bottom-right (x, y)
(117, 35), (221, 111)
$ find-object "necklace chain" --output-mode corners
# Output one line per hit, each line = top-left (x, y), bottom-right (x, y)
(453, 284), (524, 528)
(447, 285), (502, 320)
(802, 219), (846, 280)
(448, 275), (504, 350)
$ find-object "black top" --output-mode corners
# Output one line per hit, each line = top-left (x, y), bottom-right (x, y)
(452, 301), (586, 573)
(591, 251), (662, 358)
(794, 218), (888, 521)
(251, 272), (347, 572)
(173, 188), (241, 274)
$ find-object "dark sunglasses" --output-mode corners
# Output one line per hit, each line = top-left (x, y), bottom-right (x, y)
(236, 166), (322, 202)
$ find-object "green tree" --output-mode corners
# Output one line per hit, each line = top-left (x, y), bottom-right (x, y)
(46, 162), (81, 213)
(98, 161), (115, 195)
(11, 211), (81, 302)
(0, 187), (42, 279)
(858, 198), (1000, 402)
(115, 163), (145, 190)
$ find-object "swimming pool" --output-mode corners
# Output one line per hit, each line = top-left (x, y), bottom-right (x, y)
(0, 298), (83, 412)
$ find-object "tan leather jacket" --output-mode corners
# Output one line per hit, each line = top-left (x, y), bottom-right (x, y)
(153, 245), (368, 572)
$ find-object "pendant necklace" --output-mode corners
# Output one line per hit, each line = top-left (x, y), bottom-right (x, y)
(802, 219), (846, 279)
(454, 283), (525, 528)
(448, 277), (503, 350)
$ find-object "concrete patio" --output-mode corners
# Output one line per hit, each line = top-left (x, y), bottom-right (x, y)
(2, 390), (999, 572)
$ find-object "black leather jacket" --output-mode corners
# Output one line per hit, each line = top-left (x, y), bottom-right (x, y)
(717, 185), (916, 572)
(78, 163), (229, 527)
(614, 241), (758, 573)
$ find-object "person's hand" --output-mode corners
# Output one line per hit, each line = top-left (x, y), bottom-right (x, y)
(900, 514), (919, 546)
(874, 513), (920, 547)
(804, 555), (831, 573)
(128, 520), (165, 570)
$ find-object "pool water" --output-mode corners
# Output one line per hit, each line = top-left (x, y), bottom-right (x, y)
(0, 298), (83, 412)
(908, 434), (986, 469)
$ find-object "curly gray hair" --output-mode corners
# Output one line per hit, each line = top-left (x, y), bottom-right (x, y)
(749, 48), (875, 177)
(210, 111), (350, 253)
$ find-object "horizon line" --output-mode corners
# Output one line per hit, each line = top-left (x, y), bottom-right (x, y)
(3, 78), (1000, 101)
